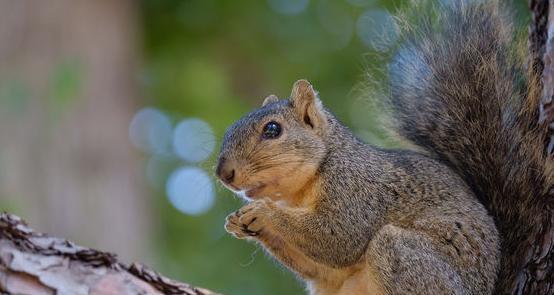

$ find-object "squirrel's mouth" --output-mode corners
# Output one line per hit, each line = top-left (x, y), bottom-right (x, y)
(245, 184), (266, 199)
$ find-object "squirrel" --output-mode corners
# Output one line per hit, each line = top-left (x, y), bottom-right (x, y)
(216, 1), (552, 295)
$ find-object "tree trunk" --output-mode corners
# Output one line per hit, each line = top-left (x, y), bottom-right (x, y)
(0, 213), (220, 295)
(525, 1), (554, 295)
(0, 0), (152, 264)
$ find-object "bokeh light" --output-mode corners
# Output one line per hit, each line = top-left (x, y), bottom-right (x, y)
(316, 0), (354, 50)
(129, 107), (172, 154)
(356, 9), (399, 52)
(267, 0), (310, 15)
(166, 166), (215, 215)
(172, 118), (215, 163)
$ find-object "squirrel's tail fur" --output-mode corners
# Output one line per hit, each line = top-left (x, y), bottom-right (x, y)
(388, 1), (553, 293)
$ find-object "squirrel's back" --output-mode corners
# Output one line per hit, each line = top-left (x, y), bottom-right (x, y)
(387, 1), (553, 293)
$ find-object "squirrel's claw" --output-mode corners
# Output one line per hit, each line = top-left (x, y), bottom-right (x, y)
(224, 212), (249, 239)
(225, 199), (275, 239)
(239, 212), (263, 234)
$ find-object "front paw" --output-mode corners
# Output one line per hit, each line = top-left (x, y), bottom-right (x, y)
(225, 212), (249, 239)
(224, 199), (274, 239)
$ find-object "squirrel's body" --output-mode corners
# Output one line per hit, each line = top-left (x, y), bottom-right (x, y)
(216, 1), (552, 294)
(220, 101), (498, 294)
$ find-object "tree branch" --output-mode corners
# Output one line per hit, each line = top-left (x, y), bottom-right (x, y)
(0, 213), (221, 295)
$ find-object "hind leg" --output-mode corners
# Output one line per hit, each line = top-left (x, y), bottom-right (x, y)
(367, 224), (466, 295)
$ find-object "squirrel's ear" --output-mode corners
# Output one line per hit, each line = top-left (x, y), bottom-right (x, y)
(262, 94), (279, 106)
(290, 79), (326, 129)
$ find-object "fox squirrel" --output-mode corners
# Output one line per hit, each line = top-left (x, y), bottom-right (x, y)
(216, 1), (552, 294)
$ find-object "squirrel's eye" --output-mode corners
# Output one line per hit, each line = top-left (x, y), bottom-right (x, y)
(262, 121), (282, 139)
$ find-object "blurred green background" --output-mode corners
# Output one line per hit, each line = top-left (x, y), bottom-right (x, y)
(0, 0), (529, 294)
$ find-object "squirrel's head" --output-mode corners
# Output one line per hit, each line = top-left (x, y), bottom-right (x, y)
(216, 79), (329, 203)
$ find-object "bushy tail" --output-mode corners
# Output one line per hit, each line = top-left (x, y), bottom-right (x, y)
(387, 1), (553, 293)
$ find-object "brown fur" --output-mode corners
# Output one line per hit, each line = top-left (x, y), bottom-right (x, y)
(218, 78), (499, 294)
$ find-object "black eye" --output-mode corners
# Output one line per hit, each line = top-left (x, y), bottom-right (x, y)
(262, 121), (282, 139)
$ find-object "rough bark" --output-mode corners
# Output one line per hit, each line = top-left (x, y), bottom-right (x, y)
(532, 0), (554, 148)
(526, 1), (554, 295)
(0, 213), (220, 295)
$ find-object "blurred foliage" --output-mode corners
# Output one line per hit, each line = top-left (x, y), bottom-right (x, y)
(137, 0), (530, 294)
(0, 79), (31, 115)
(49, 60), (82, 109)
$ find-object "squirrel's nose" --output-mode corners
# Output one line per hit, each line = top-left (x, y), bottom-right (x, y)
(216, 157), (236, 184)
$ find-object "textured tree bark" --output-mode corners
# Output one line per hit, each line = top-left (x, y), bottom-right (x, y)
(525, 1), (554, 295)
(0, 213), (221, 295)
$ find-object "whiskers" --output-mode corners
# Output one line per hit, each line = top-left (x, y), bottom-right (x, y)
(240, 246), (261, 267)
